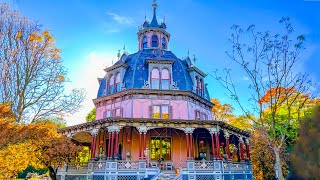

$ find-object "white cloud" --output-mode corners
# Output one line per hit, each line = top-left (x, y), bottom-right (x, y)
(107, 12), (134, 26)
(64, 51), (115, 126)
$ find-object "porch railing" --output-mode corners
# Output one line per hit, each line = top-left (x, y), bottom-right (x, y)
(187, 160), (252, 172)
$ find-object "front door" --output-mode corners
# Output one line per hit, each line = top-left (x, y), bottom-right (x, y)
(150, 137), (171, 161)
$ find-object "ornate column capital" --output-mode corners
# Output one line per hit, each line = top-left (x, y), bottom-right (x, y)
(245, 138), (250, 145)
(224, 130), (230, 139)
(184, 127), (195, 134)
(137, 125), (148, 133)
(66, 133), (73, 138)
(238, 135), (244, 142)
(207, 127), (218, 135)
(90, 128), (99, 136)
(107, 125), (122, 133)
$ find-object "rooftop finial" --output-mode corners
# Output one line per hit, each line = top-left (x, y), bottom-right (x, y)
(187, 49), (190, 58)
(117, 49), (121, 60)
(123, 44), (126, 53)
(152, 0), (157, 9)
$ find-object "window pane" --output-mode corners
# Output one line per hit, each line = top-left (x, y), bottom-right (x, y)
(109, 85), (114, 94)
(162, 37), (166, 49)
(153, 106), (160, 119)
(161, 79), (169, 90)
(115, 108), (121, 117)
(109, 75), (114, 85)
(152, 79), (160, 89)
(116, 83), (121, 92)
(162, 106), (169, 119)
(143, 36), (148, 48)
(152, 68), (160, 78)
(116, 73), (121, 83)
(106, 111), (111, 118)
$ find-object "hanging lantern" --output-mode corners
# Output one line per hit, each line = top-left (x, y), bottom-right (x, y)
(199, 140), (205, 147)
(100, 140), (104, 145)
(220, 142), (225, 147)
(127, 139), (131, 144)
(164, 137), (169, 142)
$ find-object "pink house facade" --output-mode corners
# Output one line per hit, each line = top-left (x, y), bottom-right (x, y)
(59, 2), (253, 180)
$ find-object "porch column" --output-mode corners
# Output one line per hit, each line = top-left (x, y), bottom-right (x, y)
(215, 132), (221, 159)
(143, 132), (147, 158)
(137, 126), (148, 159)
(186, 133), (190, 159)
(239, 136), (244, 161)
(107, 132), (112, 158)
(224, 131), (230, 160)
(189, 133), (194, 159)
(245, 138), (251, 160)
(110, 132), (115, 158)
(139, 132), (142, 158)
(211, 133), (216, 159)
(114, 131), (119, 158)
(90, 129), (98, 159)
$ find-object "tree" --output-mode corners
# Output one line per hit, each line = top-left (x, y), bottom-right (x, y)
(86, 108), (96, 122)
(290, 106), (320, 179)
(213, 17), (317, 180)
(0, 4), (85, 123)
(0, 103), (82, 179)
(35, 135), (81, 180)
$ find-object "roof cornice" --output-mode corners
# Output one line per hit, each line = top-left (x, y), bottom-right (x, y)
(93, 88), (214, 108)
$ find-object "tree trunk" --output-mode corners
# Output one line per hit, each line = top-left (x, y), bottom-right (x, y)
(48, 166), (57, 180)
(274, 148), (284, 180)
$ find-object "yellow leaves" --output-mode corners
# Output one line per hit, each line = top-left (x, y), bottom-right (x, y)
(16, 31), (22, 39)
(42, 30), (50, 37)
(56, 75), (65, 82)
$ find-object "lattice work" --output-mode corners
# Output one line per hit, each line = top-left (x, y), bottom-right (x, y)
(194, 161), (214, 170)
(56, 175), (62, 180)
(196, 175), (215, 180)
(65, 175), (87, 180)
(93, 175), (105, 180)
(118, 175), (137, 180)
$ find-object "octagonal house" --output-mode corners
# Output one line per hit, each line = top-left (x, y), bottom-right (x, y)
(59, 2), (253, 180)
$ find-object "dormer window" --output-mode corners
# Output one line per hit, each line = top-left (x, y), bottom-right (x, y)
(161, 69), (170, 89)
(143, 36), (148, 48)
(199, 79), (203, 96)
(109, 75), (115, 94)
(151, 68), (160, 89)
(161, 37), (166, 49)
(115, 73), (121, 92)
(151, 35), (158, 47)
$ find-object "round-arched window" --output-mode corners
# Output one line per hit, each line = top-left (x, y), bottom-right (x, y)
(109, 75), (115, 94)
(151, 35), (158, 48)
(161, 69), (170, 89)
(161, 37), (166, 49)
(115, 73), (121, 92)
(151, 68), (160, 89)
(142, 36), (148, 48)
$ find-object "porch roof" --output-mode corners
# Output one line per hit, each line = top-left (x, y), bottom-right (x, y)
(59, 118), (250, 137)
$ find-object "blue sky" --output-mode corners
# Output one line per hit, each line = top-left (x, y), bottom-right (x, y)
(5, 0), (320, 125)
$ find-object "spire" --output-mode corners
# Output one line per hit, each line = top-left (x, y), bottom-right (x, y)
(150, 0), (159, 27)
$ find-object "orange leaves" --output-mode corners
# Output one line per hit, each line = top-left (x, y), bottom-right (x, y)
(258, 86), (296, 104)
(211, 98), (234, 121)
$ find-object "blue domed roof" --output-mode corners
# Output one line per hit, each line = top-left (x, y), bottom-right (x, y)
(97, 49), (210, 100)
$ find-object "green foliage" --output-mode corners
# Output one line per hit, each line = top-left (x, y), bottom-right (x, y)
(86, 108), (96, 122)
(17, 166), (47, 178)
(291, 106), (320, 179)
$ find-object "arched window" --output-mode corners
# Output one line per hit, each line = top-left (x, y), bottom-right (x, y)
(161, 69), (170, 89)
(115, 73), (121, 92)
(199, 79), (203, 96)
(151, 68), (160, 89)
(109, 75), (115, 94)
(151, 35), (158, 48)
(161, 37), (166, 49)
(142, 36), (148, 48)
(195, 76), (199, 94)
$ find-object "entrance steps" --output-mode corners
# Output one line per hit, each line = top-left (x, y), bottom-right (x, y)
(152, 170), (177, 180)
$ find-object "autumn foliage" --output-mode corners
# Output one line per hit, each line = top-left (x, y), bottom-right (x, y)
(0, 103), (82, 179)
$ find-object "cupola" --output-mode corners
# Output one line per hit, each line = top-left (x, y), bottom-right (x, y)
(138, 0), (170, 50)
